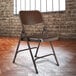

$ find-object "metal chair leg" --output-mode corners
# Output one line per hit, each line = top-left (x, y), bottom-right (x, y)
(27, 40), (38, 74)
(50, 42), (59, 66)
(35, 41), (41, 57)
(13, 39), (21, 63)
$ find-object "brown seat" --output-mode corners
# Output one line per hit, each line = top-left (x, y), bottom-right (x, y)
(13, 10), (59, 74)
(26, 33), (59, 42)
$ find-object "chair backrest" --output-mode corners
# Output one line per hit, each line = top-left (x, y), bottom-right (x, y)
(19, 10), (43, 25)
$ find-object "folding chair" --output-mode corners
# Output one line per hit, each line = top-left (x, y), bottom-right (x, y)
(13, 10), (59, 74)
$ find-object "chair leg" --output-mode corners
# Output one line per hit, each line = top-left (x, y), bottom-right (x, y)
(35, 41), (41, 57)
(50, 42), (59, 66)
(13, 39), (21, 63)
(26, 40), (38, 74)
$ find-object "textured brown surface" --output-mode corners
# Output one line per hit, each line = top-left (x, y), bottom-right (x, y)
(0, 0), (76, 39)
(0, 37), (76, 76)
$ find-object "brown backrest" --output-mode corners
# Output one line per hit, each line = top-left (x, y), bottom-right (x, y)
(19, 10), (43, 25)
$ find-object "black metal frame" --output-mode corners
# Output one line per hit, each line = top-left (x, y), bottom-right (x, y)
(13, 11), (59, 74)
(13, 31), (59, 74)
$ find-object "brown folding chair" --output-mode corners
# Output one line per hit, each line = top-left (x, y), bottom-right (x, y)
(13, 10), (59, 74)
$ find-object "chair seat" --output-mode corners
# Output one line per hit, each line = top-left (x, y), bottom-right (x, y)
(26, 33), (59, 42)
